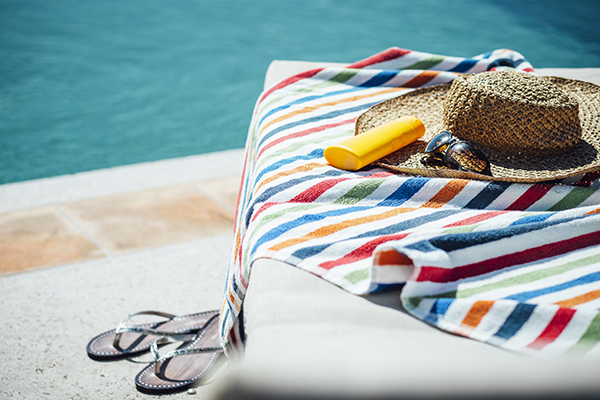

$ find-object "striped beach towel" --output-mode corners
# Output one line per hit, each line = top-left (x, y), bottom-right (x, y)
(220, 47), (600, 359)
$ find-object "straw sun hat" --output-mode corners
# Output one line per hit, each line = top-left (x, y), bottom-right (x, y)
(355, 71), (600, 182)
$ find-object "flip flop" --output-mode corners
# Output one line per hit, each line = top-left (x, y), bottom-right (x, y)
(87, 310), (219, 361)
(134, 314), (224, 394)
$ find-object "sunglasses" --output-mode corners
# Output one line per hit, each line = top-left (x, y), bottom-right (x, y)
(421, 131), (492, 176)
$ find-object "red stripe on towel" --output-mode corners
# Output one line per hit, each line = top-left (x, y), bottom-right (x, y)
(570, 172), (600, 188)
(259, 68), (325, 104)
(443, 211), (508, 228)
(320, 233), (410, 270)
(251, 202), (276, 223)
(251, 172), (389, 223)
(506, 185), (553, 211)
(527, 307), (576, 350)
(348, 47), (412, 69)
(257, 118), (356, 159)
(416, 231), (600, 283)
(290, 178), (350, 203)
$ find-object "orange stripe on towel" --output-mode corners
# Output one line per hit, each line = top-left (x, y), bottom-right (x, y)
(260, 86), (409, 134)
(461, 300), (495, 329)
(422, 179), (469, 208)
(555, 289), (600, 308)
(374, 249), (414, 267)
(256, 162), (327, 192)
(269, 206), (416, 251)
(403, 71), (441, 87)
(586, 207), (600, 216)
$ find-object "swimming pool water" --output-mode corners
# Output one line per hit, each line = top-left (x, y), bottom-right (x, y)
(1, 0), (599, 184)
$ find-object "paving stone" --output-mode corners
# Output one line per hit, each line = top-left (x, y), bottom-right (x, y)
(0, 207), (104, 275)
(196, 175), (241, 213)
(59, 184), (235, 255)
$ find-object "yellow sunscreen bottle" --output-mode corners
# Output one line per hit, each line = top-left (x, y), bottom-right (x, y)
(324, 116), (425, 171)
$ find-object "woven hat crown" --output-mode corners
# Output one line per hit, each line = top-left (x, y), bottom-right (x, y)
(442, 71), (582, 155)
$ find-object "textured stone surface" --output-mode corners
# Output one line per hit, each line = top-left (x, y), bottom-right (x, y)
(0, 149), (245, 215)
(0, 150), (243, 398)
(0, 237), (231, 399)
(0, 207), (103, 275)
(60, 184), (234, 254)
(196, 176), (241, 214)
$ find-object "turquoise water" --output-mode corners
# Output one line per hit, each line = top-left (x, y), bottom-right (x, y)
(1, 0), (599, 184)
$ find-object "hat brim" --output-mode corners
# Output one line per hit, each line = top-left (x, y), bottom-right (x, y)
(355, 76), (600, 183)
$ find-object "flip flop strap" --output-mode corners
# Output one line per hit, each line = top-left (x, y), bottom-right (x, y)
(113, 310), (192, 349)
(150, 334), (224, 375)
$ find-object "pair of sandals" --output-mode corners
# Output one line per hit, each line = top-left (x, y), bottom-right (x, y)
(87, 309), (224, 394)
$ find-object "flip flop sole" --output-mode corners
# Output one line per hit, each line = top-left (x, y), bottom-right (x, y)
(86, 310), (219, 361)
(134, 316), (224, 394)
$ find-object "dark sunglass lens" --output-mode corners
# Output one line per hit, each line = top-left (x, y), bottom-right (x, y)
(420, 154), (447, 168)
(424, 131), (453, 154)
(445, 142), (492, 176)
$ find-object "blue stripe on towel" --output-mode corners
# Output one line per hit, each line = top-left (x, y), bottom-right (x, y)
(449, 59), (478, 72)
(377, 178), (431, 207)
(505, 270), (600, 302)
(251, 206), (370, 255)
(464, 182), (512, 209)
(257, 101), (380, 149)
(359, 70), (400, 87)
(492, 303), (536, 340)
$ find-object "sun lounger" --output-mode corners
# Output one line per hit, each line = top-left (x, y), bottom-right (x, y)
(212, 56), (600, 399)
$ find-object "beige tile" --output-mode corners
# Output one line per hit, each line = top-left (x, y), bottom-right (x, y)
(60, 184), (235, 254)
(0, 208), (104, 275)
(197, 175), (241, 212)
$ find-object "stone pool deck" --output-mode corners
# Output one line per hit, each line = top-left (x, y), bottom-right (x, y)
(0, 150), (243, 276)
(0, 149), (244, 399)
